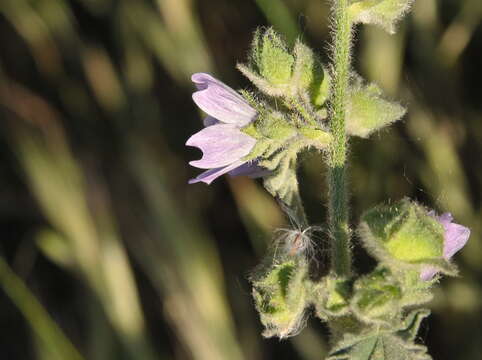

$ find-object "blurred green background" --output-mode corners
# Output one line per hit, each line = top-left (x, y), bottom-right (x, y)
(0, 0), (480, 359)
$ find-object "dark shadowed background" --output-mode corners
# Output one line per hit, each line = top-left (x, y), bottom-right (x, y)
(0, 0), (481, 359)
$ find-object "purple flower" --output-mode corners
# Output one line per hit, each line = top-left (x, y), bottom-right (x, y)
(420, 212), (470, 281)
(186, 73), (266, 184)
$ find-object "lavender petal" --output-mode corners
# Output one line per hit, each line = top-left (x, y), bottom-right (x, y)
(420, 267), (438, 281)
(203, 116), (220, 127)
(443, 222), (470, 259)
(421, 212), (470, 281)
(228, 161), (270, 178)
(186, 124), (256, 169)
(188, 160), (245, 185)
(192, 73), (256, 126)
(436, 212), (454, 228)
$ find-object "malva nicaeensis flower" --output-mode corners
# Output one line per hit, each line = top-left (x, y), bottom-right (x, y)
(186, 73), (267, 184)
(421, 212), (470, 281)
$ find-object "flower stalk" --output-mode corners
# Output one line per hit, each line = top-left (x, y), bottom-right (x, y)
(328, 0), (353, 277)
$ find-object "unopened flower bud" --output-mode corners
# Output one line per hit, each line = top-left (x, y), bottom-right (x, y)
(251, 260), (309, 339)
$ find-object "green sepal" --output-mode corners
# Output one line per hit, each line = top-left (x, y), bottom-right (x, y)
(241, 122), (263, 140)
(397, 270), (434, 308)
(237, 63), (285, 97)
(256, 112), (297, 141)
(396, 309), (431, 342)
(242, 139), (276, 162)
(314, 276), (352, 319)
(251, 260), (310, 338)
(351, 267), (402, 325)
(251, 27), (294, 86)
(359, 198), (450, 271)
(238, 89), (269, 115)
(292, 40), (330, 106)
(261, 149), (299, 206)
(259, 132), (325, 204)
(299, 127), (333, 149)
(346, 76), (406, 138)
(239, 28), (330, 106)
(348, 0), (415, 34)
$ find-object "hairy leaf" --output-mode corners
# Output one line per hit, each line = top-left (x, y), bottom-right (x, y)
(346, 77), (406, 138)
(328, 332), (431, 360)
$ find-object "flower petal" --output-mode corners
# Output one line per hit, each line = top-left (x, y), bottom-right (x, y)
(188, 160), (245, 185)
(436, 212), (453, 227)
(186, 124), (256, 169)
(443, 222), (470, 260)
(228, 161), (270, 178)
(433, 212), (470, 259)
(421, 212), (470, 281)
(192, 73), (256, 126)
(420, 267), (438, 281)
(203, 116), (220, 127)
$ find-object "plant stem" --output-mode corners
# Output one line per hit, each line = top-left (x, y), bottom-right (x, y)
(328, 0), (352, 277)
(291, 182), (308, 228)
(286, 147), (308, 228)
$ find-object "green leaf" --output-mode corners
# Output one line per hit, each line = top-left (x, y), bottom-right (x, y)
(349, 0), (415, 34)
(346, 77), (406, 138)
(351, 268), (402, 325)
(327, 332), (432, 360)
(328, 309), (431, 359)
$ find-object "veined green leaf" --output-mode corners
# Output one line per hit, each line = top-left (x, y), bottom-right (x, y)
(328, 331), (431, 360)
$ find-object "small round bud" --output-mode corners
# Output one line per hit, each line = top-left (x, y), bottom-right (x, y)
(359, 198), (456, 275)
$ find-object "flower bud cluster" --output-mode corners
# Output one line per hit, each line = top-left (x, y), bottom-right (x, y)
(252, 198), (469, 341)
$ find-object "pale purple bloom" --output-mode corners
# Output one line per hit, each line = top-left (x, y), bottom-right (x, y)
(187, 73), (265, 184)
(420, 212), (470, 281)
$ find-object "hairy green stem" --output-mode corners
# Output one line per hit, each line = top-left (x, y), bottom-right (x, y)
(285, 148), (308, 228)
(290, 183), (308, 228)
(328, 0), (352, 277)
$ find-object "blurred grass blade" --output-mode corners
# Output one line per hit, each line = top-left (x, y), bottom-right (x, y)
(437, 0), (482, 67)
(126, 144), (247, 360)
(0, 0), (63, 76)
(0, 257), (84, 360)
(360, 26), (406, 95)
(82, 46), (126, 112)
(1, 80), (158, 360)
(155, 0), (214, 74)
(120, 0), (214, 84)
(406, 105), (481, 270)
